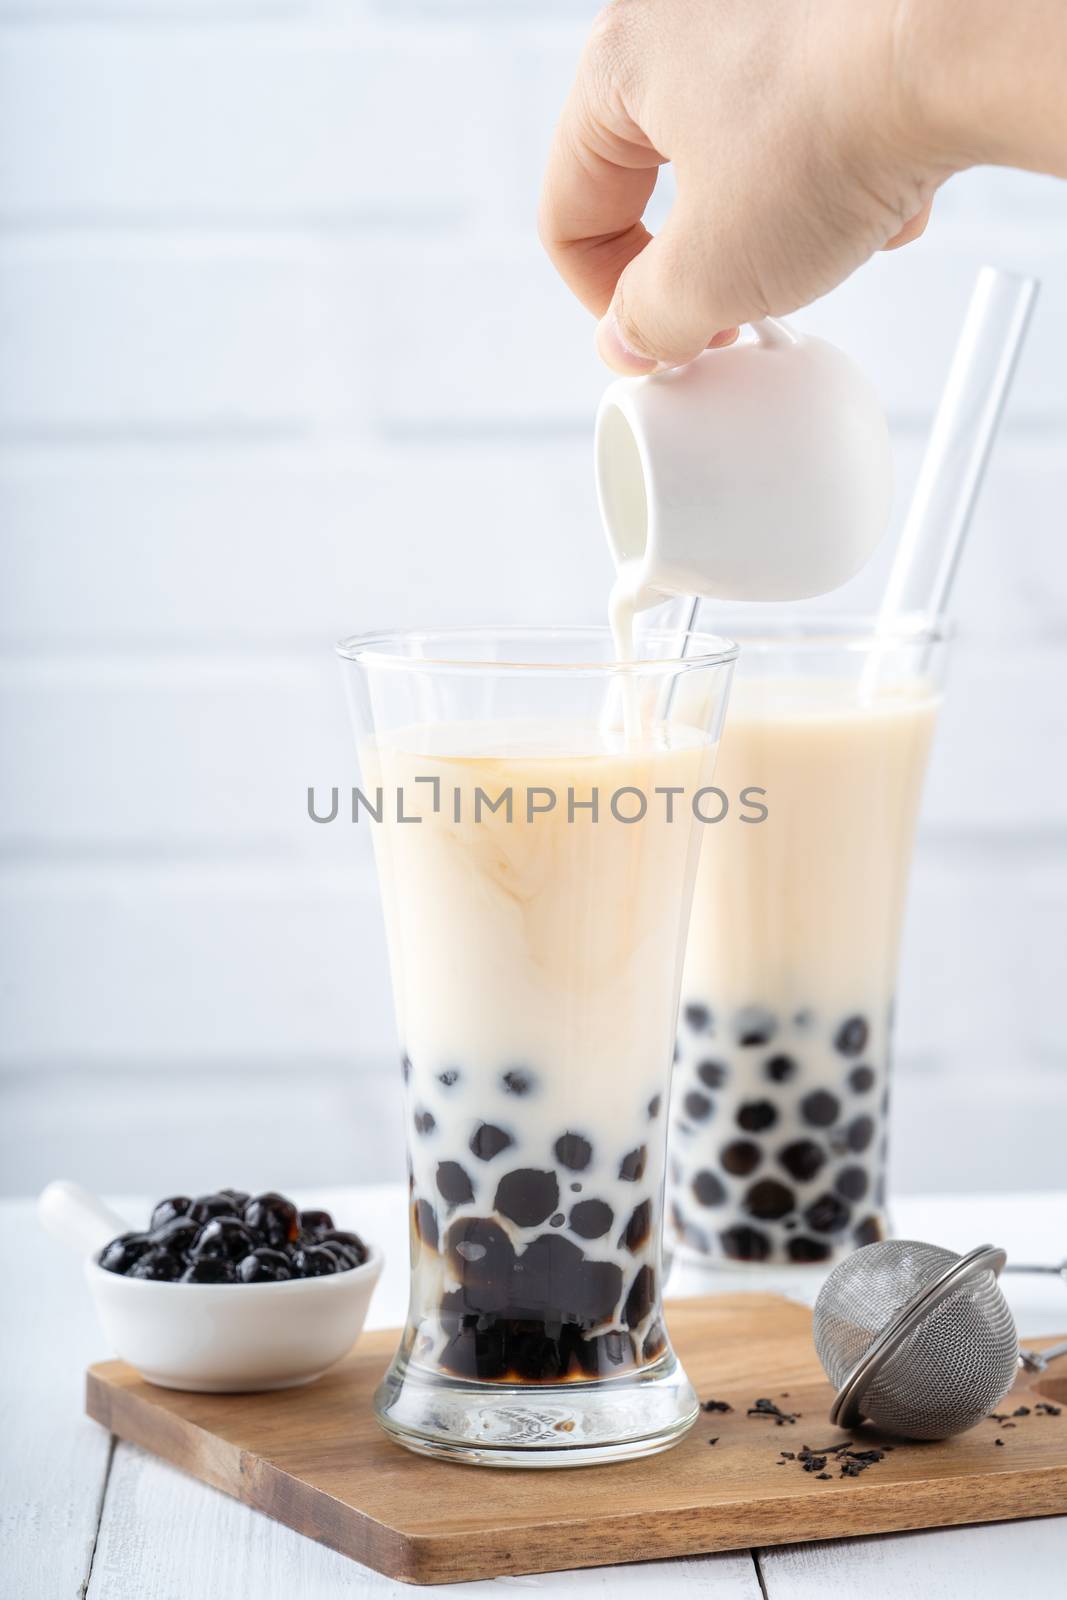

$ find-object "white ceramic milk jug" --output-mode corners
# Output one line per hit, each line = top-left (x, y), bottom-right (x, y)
(595, 318), (893, 610)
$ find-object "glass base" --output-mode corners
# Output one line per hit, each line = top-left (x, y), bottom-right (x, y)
(665, 1201), (895, 1295)
(374, 1347), (699, 1468)
(665, 1241), (834, 1306)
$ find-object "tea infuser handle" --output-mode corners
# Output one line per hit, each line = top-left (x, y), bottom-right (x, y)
(1019, 1337), (1067, 1375)
(1003, 1259), (1067, 1280)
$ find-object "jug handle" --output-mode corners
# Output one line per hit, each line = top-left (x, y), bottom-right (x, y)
(750, 317), (800, 349)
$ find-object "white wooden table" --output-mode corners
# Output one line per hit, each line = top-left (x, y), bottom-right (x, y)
(7, 1187), (1067, 1599)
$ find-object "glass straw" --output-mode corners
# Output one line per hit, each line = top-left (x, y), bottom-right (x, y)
(863, 266), (1038, 690)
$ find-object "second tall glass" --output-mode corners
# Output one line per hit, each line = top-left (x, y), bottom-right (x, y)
(668, 614), (949, 1270)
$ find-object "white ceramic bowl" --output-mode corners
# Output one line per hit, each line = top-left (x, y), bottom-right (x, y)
(41, 1180), (383, 1392)
(84, 1242), (383, 1392)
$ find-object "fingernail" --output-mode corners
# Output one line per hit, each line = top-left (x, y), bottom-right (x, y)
(596, 312), (660, 375)
(707, 327), (740, 349)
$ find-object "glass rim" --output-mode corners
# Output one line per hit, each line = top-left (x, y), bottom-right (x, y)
(691, 609), (954, 654)
(335, 623), (739, 676)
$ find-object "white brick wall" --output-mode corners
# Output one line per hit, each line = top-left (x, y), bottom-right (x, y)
(1, 1), (1066, 1195)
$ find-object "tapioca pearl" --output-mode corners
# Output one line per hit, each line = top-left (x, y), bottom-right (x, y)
(444, 1217), (515, 1312)
(788, 1235), (832, 1262)
(847, 1115), (875, 1153)
(684, 1090), (714, 1122)
(512, 1231), (577, 1301)
(517, 1233), (622, 1325)
(834, 1015), (869, 1057)
(576, 1329), (636, 1378)
(435, 1161), (475, 1206)
(438, 1317), (507, 1381)
(692, 1169), (727, 1207)
(554, 1131), (593, 1171)
(503, 1308), (574, 1373)
(414, 1197), (438, 1251)
(697, 1059), (728, 1089)
(620, 1199), (652, 1252)
(401, 1054), (412, 1083)
(805, 1193), (852, 1234)
(619, 1145), (648, 1181)
(764, 1054), (797, 1083)
(569, 1199), (614, 1239)
(648, 1093), (662, 1119)
(853, 1215), (883, 1247)
(642, 1321), (667, 1361)
(848, 1064), (875, 1093)
(835, 1165), (869, 1201)
(527, 1325), (591, 1383)
(800, 1090), (839, 1128)
(570, 1181), (583, 1193)
(501, 1067), (535, 1095)
(719, 1225), (771, 1262)
(413, 1109), (436, 1136)
(469, 1122), (513, 1162)
(549, 1212), (565, 1228)
(588, 1329), (634, 1374)
(735, 1006), (777, 1048)
(494, 1168), (560, 1228)
(721, 1139), (761, 1176)
(684, 1002), (712, 1032)
(778, 1139), (827, 1182)
(736, 1100), (777, 1133)
(623, 1264), (655, 1328)
(437, 1287), (465, 1331)
(583, 1259), (627, 1326)
(437, 1067), (461, 1088)
(507, 1326), (574, 1383)
(743, 1179), (795, 1220)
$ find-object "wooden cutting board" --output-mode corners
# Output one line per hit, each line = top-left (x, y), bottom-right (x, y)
(85, 1293), (1067, 1586)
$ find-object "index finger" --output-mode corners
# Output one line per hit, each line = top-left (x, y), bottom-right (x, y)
(538, 65), (664, 317)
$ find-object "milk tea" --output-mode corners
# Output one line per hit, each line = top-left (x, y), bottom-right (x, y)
(668, 676), (938, 1266)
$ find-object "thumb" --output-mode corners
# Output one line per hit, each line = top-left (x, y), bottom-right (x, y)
(882, 198), (933, 251)
(595, 210), (744, 374)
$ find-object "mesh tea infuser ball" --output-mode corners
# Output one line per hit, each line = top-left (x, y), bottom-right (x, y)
(813, 1240), (1019, 1440)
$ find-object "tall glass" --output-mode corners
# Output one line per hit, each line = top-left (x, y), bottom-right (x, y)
(668, 614), (949, 1270)
(338, 626), (735, 1466)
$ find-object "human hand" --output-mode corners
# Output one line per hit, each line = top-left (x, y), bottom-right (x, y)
(539, 0), (954, 373)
